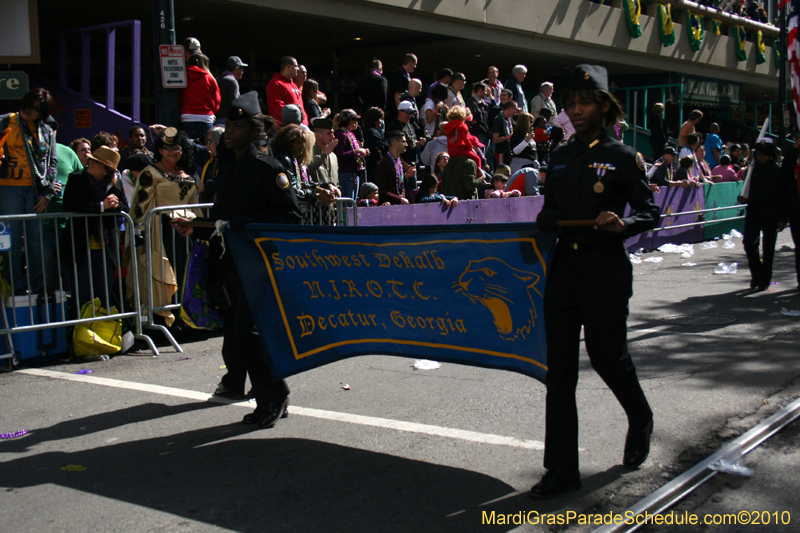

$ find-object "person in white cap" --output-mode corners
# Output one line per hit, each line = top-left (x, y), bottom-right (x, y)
(216, 56), (248, 125)
(386, 100), (426, 172)
(183, 37), (201, 62)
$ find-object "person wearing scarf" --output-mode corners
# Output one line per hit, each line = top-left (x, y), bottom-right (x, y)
(60, 146), (128, 312)
(0, 88), (58, 294)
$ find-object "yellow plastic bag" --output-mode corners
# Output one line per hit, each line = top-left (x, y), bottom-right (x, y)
(73, 298), (122, 357)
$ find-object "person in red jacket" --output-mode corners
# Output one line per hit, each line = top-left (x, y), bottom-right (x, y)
(443, 106), (485, 178)
(266, 56), (308, 127)
(179, 54), (221, 140)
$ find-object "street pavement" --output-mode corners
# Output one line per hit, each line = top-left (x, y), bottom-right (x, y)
(1, 230), (800, 532)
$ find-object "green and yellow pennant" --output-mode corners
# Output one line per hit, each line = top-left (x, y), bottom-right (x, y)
(773, 37), (781, 64)
(756, 31), (767, 64)
(686, 12), (705, 51)
(657, 4), (675, 47)
(732, 26), (748, 61)
(712, 20), (721, 36)
(623, 0), (642, 38)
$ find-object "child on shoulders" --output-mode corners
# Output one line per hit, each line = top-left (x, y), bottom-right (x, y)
(443, 106), (485, 178)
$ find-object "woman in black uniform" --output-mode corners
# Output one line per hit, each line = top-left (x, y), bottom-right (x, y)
(532, 65), (660, 499)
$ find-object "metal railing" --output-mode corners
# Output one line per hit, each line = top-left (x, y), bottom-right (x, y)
(650, 203), (746, 232)
(0, 211), (156, 368)
(140, 203), (213, 354)
(332, 198), (358, 226)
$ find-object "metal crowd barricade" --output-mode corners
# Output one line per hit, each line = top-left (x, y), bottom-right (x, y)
(300, 197), (358, 226)
(331, 198), (358, 226)
(140, 203), (213, 353)
(651, 203), (747, 232)
(138, 197), (357, 354)
(0, 211), (157, 369)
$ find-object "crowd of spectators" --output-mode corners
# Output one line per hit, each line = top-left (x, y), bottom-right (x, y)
(0, 39), (780, 333)
(646, 104), (762, 192)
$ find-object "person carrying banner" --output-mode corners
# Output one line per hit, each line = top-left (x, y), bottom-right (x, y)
(532, 65), (660, 499)
(175, 91), (301, 428)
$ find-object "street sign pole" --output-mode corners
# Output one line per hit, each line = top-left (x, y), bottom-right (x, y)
(153, 0), (179, 127)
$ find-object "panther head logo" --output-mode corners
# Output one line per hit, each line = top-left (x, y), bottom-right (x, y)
(453, 258), (543, 341)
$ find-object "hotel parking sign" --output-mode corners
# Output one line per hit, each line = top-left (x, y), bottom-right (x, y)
(159, 45), (187, 89)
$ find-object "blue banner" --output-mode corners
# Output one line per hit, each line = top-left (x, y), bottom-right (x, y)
(226, 223), (557, 383)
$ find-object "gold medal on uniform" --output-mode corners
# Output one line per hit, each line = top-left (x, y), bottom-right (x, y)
(589, 163), (616, 194)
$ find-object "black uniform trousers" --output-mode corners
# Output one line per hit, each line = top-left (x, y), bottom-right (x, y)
(789, 211), (800, 287)
(218, 254), (289, 403)
(543, 244), (652, 471)
(743, 209), (779, 287)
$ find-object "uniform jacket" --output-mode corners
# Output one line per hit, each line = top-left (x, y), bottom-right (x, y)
(198, 143), (302, 233)
(747, 159), (785, 216)
(537, 131), (660, 244)
(180, 66), (221, 116)
(270, 147), (318, 205)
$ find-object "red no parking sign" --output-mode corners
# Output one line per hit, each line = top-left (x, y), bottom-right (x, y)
(159, 45), (187, 89)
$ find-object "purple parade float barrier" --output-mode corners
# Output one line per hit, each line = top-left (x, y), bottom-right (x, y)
(349, 185), (708, 254)
(626, 186), (705, 252)
(349, 196), (545, 227)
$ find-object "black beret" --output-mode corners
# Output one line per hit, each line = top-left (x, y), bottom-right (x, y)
(228, 91), (262, 122)
(566, 64), (608, 92)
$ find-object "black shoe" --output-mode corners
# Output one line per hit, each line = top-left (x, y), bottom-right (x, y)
(623, 419), (653, 468)
(756, 283), (769, 292)
(529, 468), (581, 499)
(257, 397), (290, 428)
(213, 382), (246, 400)
(242, 406), (262, 424)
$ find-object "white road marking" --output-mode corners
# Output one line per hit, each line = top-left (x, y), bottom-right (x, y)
(16, 368), (544, 451)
